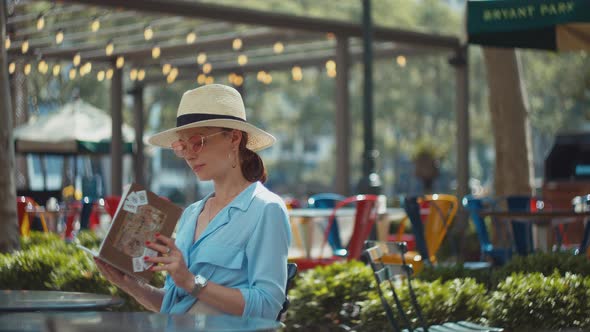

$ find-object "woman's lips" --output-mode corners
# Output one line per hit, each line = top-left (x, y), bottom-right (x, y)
(192, 164), (204, 172)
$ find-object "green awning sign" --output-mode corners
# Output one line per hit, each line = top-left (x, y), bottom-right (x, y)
(467, 0), (590, 51)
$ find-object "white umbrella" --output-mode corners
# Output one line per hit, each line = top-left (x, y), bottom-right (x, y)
(14, 99), (135, 154)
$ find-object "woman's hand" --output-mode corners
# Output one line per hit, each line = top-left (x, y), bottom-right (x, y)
(145, 234), (194, 293)
(94, 257), (134, 291)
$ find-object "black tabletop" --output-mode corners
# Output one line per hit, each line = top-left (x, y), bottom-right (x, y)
(0, 290), (124, 312)
(0, 312), (282, 332)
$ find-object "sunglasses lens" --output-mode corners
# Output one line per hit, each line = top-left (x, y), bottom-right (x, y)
(188, 135), (205, 153)
(171, 141), (187, 157)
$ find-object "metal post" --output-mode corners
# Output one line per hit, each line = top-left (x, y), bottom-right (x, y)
(335, 35), (350, 196)
(110, 64), (123, 196)
(358, 0), (381, 194)
(129, 84), (145, 186)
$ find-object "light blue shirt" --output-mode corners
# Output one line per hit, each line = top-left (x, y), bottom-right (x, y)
(160, 182), (292, 320)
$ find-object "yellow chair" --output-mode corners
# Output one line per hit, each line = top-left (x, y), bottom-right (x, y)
(386, 194), (458, 273)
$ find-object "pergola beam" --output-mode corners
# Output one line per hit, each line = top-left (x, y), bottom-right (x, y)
(62, 0), (460, 50)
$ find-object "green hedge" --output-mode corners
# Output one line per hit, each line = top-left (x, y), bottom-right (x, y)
(285, 257), (590, 331)
(1, 231), (165, 312)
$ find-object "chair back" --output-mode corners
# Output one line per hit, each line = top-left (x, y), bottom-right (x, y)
(463, 195), (493, 252)
(308, 193), (346, 255)
(403, 194), (458, 264)
(363, 241), (426, 331)
(276, 262), (298, 321)
(506, 195), (534, 255)
(16, 196), (48, 235)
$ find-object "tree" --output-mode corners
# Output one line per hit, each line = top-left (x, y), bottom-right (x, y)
(483, 47), (533, 196)
(0, 0), (20, 253)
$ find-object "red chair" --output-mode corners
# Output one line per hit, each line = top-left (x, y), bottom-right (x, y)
(16, 196), (48, 236)
(291, 194), (378, 270)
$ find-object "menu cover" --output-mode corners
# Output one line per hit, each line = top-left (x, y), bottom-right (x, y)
(78, 183), (183, 283)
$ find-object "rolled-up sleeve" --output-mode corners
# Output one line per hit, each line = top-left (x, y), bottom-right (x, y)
(239, 202), (292, 319)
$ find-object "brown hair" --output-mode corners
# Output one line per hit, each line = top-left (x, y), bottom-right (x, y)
(223, 129), (266, 183)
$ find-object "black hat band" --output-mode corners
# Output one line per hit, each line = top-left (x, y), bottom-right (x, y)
(176, 113), (245, 127)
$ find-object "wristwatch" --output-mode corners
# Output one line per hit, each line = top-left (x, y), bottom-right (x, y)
(190, 274), (208, 298)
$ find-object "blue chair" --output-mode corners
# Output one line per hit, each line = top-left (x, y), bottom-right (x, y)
(506, 196), (535, 256)
(307, 193), (346, 256)
(463, 195), (512, 265)
(402, 196), (432, 267)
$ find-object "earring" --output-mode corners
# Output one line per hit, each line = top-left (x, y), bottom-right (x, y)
(229, 152), (237, 168)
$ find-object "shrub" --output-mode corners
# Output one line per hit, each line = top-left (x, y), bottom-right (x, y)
(284, 260), (375, 330)
(358, 278), (489, 331)
(488, 272), (590, 331)
(0, 231), (165, 312)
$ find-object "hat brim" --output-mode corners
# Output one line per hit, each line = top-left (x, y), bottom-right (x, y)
(147, 119), (276, 152)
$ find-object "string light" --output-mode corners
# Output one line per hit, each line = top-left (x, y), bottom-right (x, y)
(162, 63), (171, 75)
(38, 60), (48, 74)
(8, 62), (15, 74)
(326, 32), (335, 40)
(151, 46), (161, 59)
(196, 52), (207, 65)
(105, 40), (114, 56)
(186, 31), (197, 44)
(197, 74), (206, 84)
(116, 56), (124, 69)
(52, 64), (61, 77)
(257, 71), (272, 84)
(233, 75), (243, 86)
(291, 66), (302, 81)
(55, 29), (64, 44)
(90, 17), (100, 32)
(5, 35), (10, 49)
(97, 70), (105, 81)
(273, 42), (284, 54)
(202, 63), (212, 74)
(21, 39), (29, 54)
(205, 76), (214, 85)
(138, 69), (146, 81)
(228, 73), (236, 84)
(144, 25), (153, 41)
(69, 68), (76, 80)
(237, 54), (248, 66)
(326, 59), (337, 78)
(106, 69), (113, 79)
(167, 67), (178, 84)
(36, 15), (45, 31)
(232, 38), (242, 50)
(129, 68), (138, 81)
(24, 63), (31, 75)
(81, 62), (92, 75)
(396, 55), (407, 67)
(73, 53), (81, 67)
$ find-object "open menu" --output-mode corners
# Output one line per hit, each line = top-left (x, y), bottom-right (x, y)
(78, 183), (183, 283)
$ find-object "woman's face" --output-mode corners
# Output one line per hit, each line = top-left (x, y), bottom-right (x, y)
(174, 127), (237, 180)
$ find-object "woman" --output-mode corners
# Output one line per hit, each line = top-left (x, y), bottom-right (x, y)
(95, 84), (291, 319)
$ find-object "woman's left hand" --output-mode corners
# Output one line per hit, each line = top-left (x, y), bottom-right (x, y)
(145, 234), (194, 292)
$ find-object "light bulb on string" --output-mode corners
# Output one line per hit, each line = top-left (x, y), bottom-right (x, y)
(73, 53), (81, 67)
(116, 56), (124, 69)
(291, 66), (302, 81)
(91, 17), (100, 32)
(106, 69), (113, 79)
(233, 75), (243, 86)
(205, 76), (214, 85)
(97, 70), (105, 81)
(273, 42), (284, 54)
(8, 62), (15, 74)
(129, 68), (138, 81)
(138, 69), (146, 81)
(21, 39), (29, 54)
(186, 31), (197, 44)
(55, 29), (64, 44)
(52, 64), (61, 77)
(5, 35), (10, 49)
(144, 25), (153, 41)
(232, 38), (242, 50)
(36, 15), (45, 31)
(69, 68), (76, 80)
(151, 45), (161, 59)
(237, 54), (248, 66)
(196, 52), (207, 65)
(396, 55), (407, 67)
(24, 63), (31, 75)
(197, 74), (206, 84)
(105, 40), (114, 56)
(203, 63), (212, 74)
(162, 63), (171, 75)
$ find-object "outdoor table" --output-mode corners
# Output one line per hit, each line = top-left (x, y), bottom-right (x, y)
(0, 290), (124, 313)
(0, 311), (282, 332)
(479, 210), (590, 252)
(288, 207), (405, 259)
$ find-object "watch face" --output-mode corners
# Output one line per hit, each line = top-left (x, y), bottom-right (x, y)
(195, 275), (207, 286)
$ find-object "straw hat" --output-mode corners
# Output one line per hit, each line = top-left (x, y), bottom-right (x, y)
(148, 84), (275, 152)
